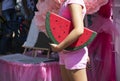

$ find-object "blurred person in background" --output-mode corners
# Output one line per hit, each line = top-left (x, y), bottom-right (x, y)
(21, 0), (38, 26)
(0, 0), (17, 54)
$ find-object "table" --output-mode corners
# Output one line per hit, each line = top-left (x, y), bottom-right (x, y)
(0, 54), (62, 81)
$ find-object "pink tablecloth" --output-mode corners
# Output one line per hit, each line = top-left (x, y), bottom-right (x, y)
(0, 54), (62, 81)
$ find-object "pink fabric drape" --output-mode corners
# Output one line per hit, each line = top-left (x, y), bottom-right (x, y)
(87, 32), (116, 81)
(0, 54), (62, 81)
(87, 1), (117, 80)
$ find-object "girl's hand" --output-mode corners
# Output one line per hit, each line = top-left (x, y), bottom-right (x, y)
(50, 43), (62, 52)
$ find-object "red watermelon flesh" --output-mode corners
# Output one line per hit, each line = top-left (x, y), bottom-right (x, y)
(45, 12), (97, 50)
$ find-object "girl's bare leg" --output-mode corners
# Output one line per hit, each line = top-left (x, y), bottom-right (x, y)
(60, 65), (88, 81)
(67, 69), (88, 81)
(60, 65), (71, 81)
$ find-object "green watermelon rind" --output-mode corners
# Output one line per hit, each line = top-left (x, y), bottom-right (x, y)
(45, 12), (97, 50)
(45, 12), (59, 44)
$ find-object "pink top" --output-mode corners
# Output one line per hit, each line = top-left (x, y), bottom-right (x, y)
(59, 0), (86, 20)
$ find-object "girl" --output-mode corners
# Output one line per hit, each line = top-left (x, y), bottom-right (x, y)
(50, 0), (88, 81)
(33, 0), (108, 81)
(50, 0), (108, 81)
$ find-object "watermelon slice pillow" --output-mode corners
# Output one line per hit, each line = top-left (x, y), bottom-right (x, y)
(45, 12), (97, 50)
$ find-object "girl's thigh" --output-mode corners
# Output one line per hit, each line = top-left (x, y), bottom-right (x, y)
(60, 65), (71, 81)
(67, 69), (88, 81)
(60, 65), (88, 81)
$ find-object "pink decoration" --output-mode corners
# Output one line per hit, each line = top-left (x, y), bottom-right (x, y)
(84, 0), (108, 14)
(98, 0), (111, 18)
(34, 0), (61, 33)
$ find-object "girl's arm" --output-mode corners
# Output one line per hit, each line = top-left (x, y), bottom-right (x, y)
(50, 4), (84, 52)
